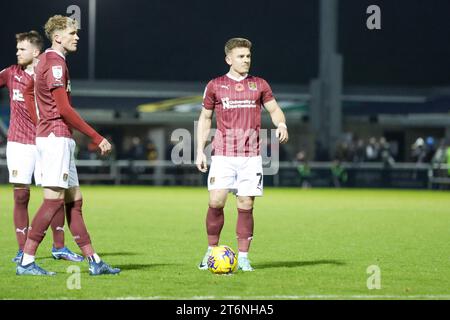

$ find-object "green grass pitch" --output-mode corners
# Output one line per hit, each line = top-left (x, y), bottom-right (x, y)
(0, 186), (449, 300)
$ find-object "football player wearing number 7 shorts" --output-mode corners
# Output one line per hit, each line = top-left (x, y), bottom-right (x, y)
(17, 15), (120, 276)
(0, 30), (83, 264)
(196, 38), (289, 271)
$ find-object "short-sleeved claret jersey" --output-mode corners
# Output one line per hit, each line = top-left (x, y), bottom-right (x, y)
(0, 65), (36, 144)
(202, 74), (274, 157)
(34, 49), (72, 138)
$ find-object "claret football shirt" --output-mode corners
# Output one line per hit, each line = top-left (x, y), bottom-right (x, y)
(202, 73), (274, 157)
(0, 65), (36, 144)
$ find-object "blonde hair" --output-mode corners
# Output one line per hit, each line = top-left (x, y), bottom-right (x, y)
(44, 15), (79, 41)
(224, 38), (252, 55)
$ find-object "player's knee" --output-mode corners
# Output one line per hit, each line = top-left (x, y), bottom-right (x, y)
(14, 189), (30, 204)
(237, 198), (254, 210)
(209, 200), (225, 209)
(27, 227), (45, 243)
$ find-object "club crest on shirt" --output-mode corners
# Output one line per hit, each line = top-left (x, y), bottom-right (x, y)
(210, 177), (215, 185)
(235, 83), (244, 92)
(12, 170), (18, 177)
(248, 81), (257, 91)
(52, 66), (63, 80)
(63, 173), (68, 182)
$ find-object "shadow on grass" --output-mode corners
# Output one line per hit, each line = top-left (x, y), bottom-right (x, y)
(71, 263), (175, 274)
(254, 260), (345, 269)
(113, 263), (175, 271)
(38, 252), (140, 261)
(97, 252), (140, 257)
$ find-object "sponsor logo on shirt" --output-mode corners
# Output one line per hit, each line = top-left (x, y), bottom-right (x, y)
(12, 89), (24, 102)
(14, 75), (23, 82)
(221, 97), (256, 110)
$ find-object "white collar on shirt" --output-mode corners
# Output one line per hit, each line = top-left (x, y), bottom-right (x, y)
(24, 68), (34, 77)
(226, 73), (248, 81)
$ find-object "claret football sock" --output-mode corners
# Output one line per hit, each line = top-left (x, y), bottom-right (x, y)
(28, 199), (65, 243)
(50, 205), (66, 249)
(236, 208), (254, 252)
(206, 206), (224, 246)
(66, 200), (92, 247)
(13, 189), (30, 250)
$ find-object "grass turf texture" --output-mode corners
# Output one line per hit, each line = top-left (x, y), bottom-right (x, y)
(0, 186), (449, 300)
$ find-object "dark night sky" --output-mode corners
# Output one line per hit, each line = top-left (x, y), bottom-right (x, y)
(0, 0), (448, 86)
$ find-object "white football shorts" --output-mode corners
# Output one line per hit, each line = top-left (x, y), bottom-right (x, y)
(6, 141), (41, 185)
(207, 155), (263, 197)
(36, 133), (79, 189)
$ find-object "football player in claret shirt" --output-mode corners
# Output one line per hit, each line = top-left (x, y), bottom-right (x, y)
(17, 15), (120, 276)
(196, 38), (289, 271)
(0, 31), (83, 264)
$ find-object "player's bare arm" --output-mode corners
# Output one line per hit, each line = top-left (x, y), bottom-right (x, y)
(264, 99), (289, 144)
(196, 108), (213, 172)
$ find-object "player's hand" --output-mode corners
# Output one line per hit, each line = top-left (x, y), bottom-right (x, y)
(276, 124), (289, 144)
(196, 151), (208, 173)
(98, 138), (112, 156)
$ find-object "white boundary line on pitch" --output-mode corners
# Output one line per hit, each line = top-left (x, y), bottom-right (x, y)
(5, 294), (448, 300)
(111, 294), (450, 300)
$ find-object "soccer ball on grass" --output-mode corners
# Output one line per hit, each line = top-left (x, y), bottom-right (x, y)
(207, 245), (238, 275)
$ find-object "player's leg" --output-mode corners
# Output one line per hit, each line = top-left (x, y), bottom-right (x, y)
(48, 181), (84, 262)
(17, 187), (65, 276)
(37, 154), (79, 261)
(64, 186), (120, 275)
(198, 189), (229, 269)
(63, 138), (119, 275)
(49, 202), (66, 250)
(198, 156), (235, 269)
(31, 142), (83, 263)
(17, 135), (71, 275)
(50, 202), (84, 262)
(236, 196), (255, 271)
(11, 184), (30, 263)
(7, 142), (35, 263)
(234, 156), (263, 271)
(207, 189), (229, 246)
